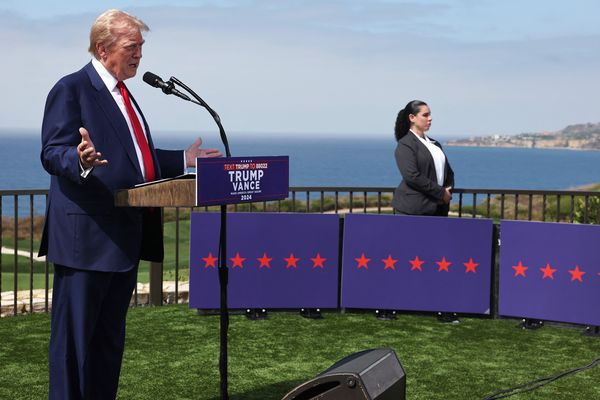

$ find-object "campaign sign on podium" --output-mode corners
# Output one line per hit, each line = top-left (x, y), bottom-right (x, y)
(196, 156), (289, 206)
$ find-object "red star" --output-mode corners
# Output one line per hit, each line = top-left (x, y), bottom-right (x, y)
(409, 256), (425, 271)
(463, 258), (479, 273)
(310, 253), (327, 269)
(355, 253), (371, 269)
(202, 252), (218, 268)
(436, 257), (452, 272)
(568, 265), (585, 282)
(230, 252), (246, 268)
(257, 252), (272, 269)
(382, 255), (398, 270)
(284, 253), (300, 269)
(540, 263), (557, 280)
(512, 261), (528, 277)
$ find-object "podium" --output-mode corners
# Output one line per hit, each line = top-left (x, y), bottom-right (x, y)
(116, 156), (290, 208)
(115, 177), (197, 306)
(115, 157), (289, 400)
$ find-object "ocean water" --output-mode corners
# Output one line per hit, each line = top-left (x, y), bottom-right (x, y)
(1, 132), (600, 215)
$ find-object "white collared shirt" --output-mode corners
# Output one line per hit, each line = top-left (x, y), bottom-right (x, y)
(411, 130), (446, 186)
(91, 58), (151, 180)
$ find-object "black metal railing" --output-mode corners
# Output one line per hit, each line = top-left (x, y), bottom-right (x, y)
(0, 190), (49, 317)
(2, 187), (599, 316)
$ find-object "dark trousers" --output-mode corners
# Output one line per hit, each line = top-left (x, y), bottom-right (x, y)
(48, 265), (137, 400)
(395, 205), (449, 217)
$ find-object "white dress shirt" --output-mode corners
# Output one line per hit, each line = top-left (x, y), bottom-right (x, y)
(91, 58), (151, 180)
(411, 130), (446, 186)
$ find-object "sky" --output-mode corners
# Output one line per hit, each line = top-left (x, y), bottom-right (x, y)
(1, 0), (599, 139)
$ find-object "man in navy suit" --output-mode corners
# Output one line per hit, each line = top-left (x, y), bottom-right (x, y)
(39, 9), (221, 399)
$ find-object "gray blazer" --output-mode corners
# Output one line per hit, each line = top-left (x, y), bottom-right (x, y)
(391, 133), (455, 215)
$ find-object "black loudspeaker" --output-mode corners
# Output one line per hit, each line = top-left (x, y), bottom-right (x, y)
(281, 348), (406, 400)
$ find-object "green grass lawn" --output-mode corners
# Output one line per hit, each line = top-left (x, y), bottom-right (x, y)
(0, 256), (48, 293)
(1, 306), (599, 399)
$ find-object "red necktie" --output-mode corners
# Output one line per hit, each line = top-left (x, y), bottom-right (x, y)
(117, 81), (156, 182)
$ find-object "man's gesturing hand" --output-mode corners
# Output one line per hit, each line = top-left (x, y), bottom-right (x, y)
(185, 137), (222, 167)
(78, 127), (108, 169)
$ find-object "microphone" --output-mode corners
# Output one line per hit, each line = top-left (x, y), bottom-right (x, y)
(143, 71), (191, 101)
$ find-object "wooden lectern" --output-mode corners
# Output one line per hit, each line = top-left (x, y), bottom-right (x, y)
(115, 177), (196, 306)
(115, 176), (196, 208)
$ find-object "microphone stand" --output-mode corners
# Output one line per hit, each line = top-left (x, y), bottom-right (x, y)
(169, 76), (231, 400)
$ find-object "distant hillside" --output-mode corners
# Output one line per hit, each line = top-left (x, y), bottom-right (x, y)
(446, 122), (600, 150)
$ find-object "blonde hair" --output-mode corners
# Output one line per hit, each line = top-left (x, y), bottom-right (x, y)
(88, 9), (149, 58)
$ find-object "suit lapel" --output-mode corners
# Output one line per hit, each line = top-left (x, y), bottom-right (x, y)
(84, 62), (144, 181)
(409, 132), (435, 166)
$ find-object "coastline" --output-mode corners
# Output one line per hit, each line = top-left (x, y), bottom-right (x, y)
(445, 143), (600, 152)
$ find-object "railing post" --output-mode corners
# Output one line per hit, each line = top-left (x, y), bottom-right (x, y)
(335, 192), (339, 214)
(320, 191), (324, 213)
(13, 194), (18, 316)
(44, 193), (50, 313)
(306, 191), (310, 213)
(149, 261), (164, 306)
(491, 223), (500, 318)
(175, 207), (180, 304)
(0, 196), (2, 313)
(29, 195), (34, 314)
(569, 195), (575, 223)
(542, 194), (547, 221)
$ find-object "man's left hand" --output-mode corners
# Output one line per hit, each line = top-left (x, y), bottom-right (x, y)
(185, 137), (222, 167)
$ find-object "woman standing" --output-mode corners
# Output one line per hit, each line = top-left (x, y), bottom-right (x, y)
(391, 100), (454, 216)
(391, 100), (458, 323)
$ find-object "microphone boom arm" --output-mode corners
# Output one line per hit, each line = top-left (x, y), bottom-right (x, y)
(169, 76), (231, 158)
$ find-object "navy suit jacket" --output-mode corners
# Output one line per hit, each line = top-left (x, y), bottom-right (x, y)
(391, 132), (455, 215)
(39, 62), (184, 272)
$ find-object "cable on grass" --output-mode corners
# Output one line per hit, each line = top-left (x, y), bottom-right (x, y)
(482, 357), (600, 399)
